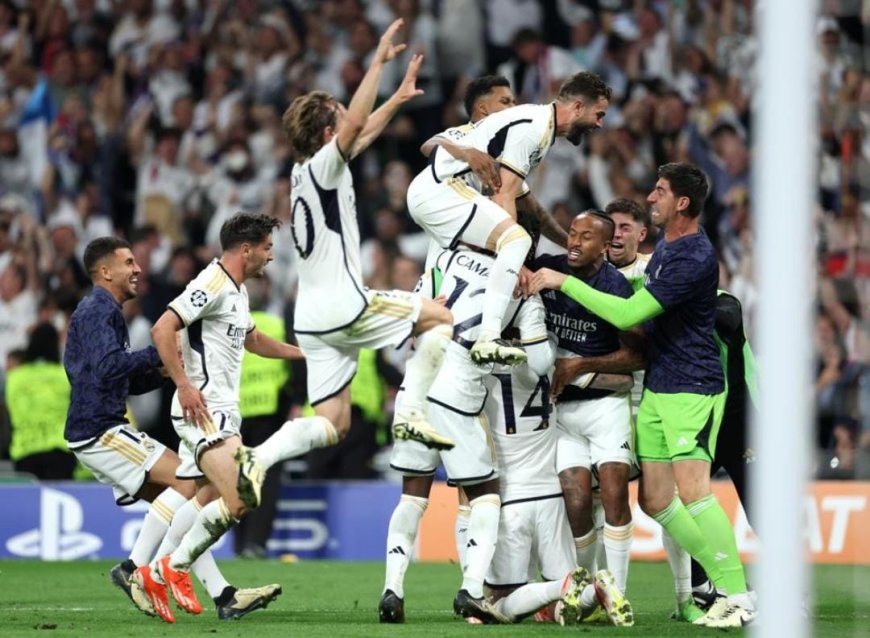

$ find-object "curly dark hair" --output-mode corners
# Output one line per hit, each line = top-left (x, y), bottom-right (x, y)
(556, 71), (612, 104)
(658, 163), (709, 218)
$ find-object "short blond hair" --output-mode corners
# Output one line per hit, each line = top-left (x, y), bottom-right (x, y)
(282, 91), (337, 160)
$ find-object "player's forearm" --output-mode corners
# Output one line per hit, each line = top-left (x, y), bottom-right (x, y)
(244, 330), (303, 360)
(589, 373), (634, 392)
(518, 194), (567, 248)
(151, 320), (190, 390)
(559, 279), (663, 330)
(338, 60), (386, 155)
(566, 347), (645, 375)
(352, 95), (399, 158)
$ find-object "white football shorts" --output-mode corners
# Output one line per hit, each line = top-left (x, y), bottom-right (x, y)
(297, 289), (422, 406)
(555, 394), (635, 474)
(73, 424), (166, 505)
(487, 494), (575, 586)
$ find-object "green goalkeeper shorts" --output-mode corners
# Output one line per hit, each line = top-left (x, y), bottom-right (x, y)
(635, 389), (726, 462)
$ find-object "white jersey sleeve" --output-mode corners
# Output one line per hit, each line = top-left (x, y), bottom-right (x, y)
(168, 261), (242, 328)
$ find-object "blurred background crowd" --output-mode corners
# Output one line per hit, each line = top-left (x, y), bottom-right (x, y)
(0, 0), (866, 491)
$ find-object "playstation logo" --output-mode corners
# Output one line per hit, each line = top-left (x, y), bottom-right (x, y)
(6, 488), (102, 559)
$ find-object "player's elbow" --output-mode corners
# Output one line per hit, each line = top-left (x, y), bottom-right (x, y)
(525, 343), (555, 377)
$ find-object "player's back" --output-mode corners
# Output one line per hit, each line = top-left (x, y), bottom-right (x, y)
(427, 247), (525, 413)
(169, 260), (252, 411)
(290, 138), (366, 334)
(431, 103), (556, 184)
(486, 362), (559, 503)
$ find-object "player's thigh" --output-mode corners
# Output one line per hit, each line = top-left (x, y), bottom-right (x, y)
(659, 391), (725, 462)
(173, 406), (243, 473)
(458, 197), (517, 252)
(555, 406), (592, 474)
(636, 390), (670, 462)
(585, 395), (634, 468)
(487, 502), (535, 587)
(336, 289), (423, 351)
(407, 176), (479, 249)
(312, 386), (352, 435)
(144, 449), (195, 499)
(297, 333), (358, 408)
(73, 425), (168, 506)
(435, 407), (498, 486)
(535, 498), (576, 580)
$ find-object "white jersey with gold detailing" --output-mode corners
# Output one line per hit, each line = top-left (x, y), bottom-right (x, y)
(168, 259), (253, 411)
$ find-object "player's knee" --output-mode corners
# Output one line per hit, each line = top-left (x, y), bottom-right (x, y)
(172, 479), (196, 500)
(495, 224), (532, 253)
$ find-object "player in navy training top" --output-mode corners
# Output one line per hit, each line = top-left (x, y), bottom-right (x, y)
(535, 211), (640, 624)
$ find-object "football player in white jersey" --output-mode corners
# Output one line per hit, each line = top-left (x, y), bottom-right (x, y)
(476, 359), (594, 624)
(277, 19), (454, 457)
(419, 75), (568, 271)
(380, 243), (556, 624)
(406, 72), (611, 367)
(132, 214), (308, 623)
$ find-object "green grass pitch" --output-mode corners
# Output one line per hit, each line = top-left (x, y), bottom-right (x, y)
(1, 561), (867, 637)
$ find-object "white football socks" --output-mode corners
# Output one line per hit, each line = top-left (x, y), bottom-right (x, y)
(661, 529), (693, 604)
(603, 521), (634, 593)
(254, 416), (339, 468)
(460, 494), (501, 598)
(454, 505), (471, 573)
(383, 495), (428, 598)
(479, 226), (531, 338)
(129, 487), (187, 566)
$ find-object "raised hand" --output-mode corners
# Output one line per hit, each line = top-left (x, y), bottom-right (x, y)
(374, 18), (407, 64)
(394, 53), (425, 104)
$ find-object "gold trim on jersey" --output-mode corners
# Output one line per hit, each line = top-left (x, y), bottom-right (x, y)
(204, 268), (228, 295)
(366, 296), (414, 319)
(522, 334), (549, 345)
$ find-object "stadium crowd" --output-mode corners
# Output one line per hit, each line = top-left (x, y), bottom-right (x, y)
(0, 0), (866, 484)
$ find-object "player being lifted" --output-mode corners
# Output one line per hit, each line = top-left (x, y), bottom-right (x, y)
(406, 72), (611, 366)
(419, 75), (569, 263)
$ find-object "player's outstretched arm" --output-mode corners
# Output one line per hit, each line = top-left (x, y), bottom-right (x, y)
(350, 53), (424, 159)
(558, 278), (663, 330)
(151, 310), (209, 428)
(338, 18), (406, 158)
(516, 193), (568, 248)
(244, 328), (305, 360)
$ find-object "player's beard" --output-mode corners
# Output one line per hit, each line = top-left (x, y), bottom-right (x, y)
(566, 123), (594, 146)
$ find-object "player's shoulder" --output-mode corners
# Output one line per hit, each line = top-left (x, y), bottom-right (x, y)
(189, 260), (235, 297)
